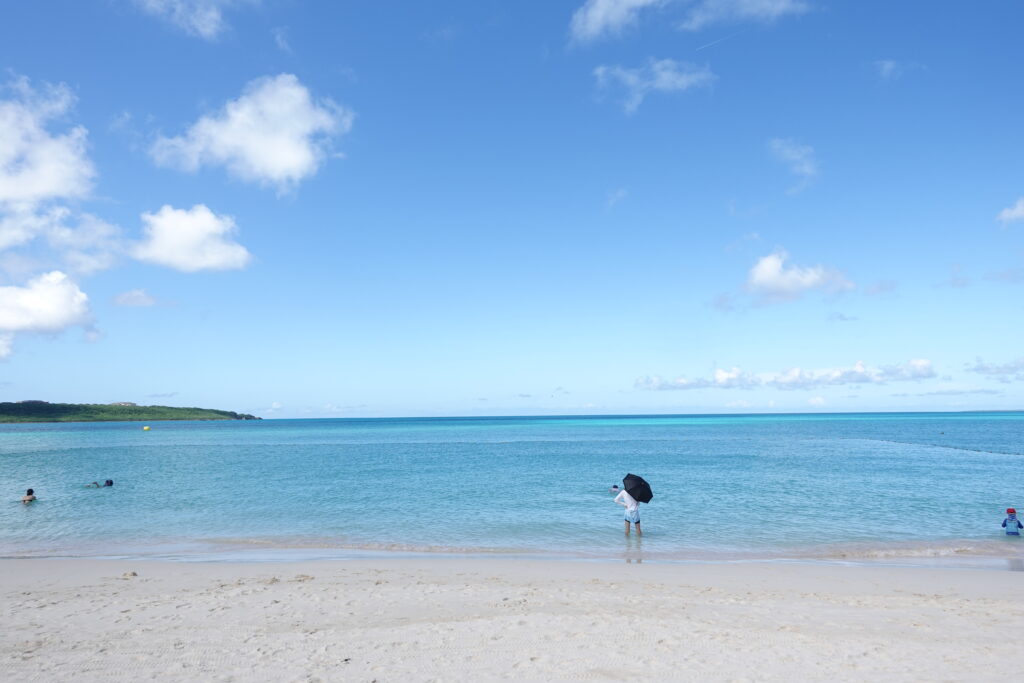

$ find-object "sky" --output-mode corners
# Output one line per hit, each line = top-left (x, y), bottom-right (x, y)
(1, 0), (1023, 418)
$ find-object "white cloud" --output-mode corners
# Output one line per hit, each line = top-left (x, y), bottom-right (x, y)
(768, 359), (935, 390)
(680, 0), (809, 31)
(0, 77), (121, 278)
(0, 271), (91, 357)
(997, 198), (1024, 224)
(132, 0), (254, 40)
(570, 0), (663, 43)
(115, 289), (157, 307)
(594, 59), (714, 113)
(746, 250), (853, 302)
(0, 76), (94, 207)
(768, 137), (817, 192)
(151, 74), (353, 191)
(966, 357), (1024, 383)
(133, 204), (251, 272)
(638, 359), (935, 391)
(808, 396), (825, 406)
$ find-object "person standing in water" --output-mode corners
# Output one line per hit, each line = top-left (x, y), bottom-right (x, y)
(1003, 508), (1022, 536)
(613, 486), (641, 536)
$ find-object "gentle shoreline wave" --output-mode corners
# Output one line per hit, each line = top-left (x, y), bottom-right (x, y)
(4, 535), (1022, 571)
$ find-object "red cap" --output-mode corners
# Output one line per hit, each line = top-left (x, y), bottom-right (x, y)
(1008, 508), (1017, 514)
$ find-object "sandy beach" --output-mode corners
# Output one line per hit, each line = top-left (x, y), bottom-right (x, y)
(2, 558), (1022, 681)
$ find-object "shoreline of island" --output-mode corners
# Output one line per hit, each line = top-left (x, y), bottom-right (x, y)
(0, 400), (260, 423)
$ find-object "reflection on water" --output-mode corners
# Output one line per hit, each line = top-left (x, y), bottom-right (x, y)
(623, 534), (644, 563)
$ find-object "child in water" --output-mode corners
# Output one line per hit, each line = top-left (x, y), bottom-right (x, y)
(1002, 508), (1022, 536)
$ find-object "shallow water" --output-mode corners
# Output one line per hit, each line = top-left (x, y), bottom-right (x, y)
(2, 413), (1023, 564)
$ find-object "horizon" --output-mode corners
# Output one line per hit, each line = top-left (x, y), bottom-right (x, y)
(4, 398), (1022, 422)
(2, 2), (1024, 418)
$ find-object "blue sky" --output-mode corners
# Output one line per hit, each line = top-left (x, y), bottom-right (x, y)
(1, 0), (1023, 418)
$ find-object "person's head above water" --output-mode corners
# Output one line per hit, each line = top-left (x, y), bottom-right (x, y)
(104, 480), (114, 487)
(26, 488), (34, 496)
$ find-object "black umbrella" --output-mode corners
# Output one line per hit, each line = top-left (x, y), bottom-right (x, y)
(622, 473), (653, 504)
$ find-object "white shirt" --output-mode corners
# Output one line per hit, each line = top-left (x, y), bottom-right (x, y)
(614, 489), (638, 512)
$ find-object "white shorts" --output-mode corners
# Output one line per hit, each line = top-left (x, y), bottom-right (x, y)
(624, 508), (640, 524)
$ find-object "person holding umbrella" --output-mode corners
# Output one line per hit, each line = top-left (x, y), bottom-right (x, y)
(613, 474), (653, 536)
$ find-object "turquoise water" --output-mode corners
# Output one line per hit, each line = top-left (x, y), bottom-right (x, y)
(3, 413), (1024, 563)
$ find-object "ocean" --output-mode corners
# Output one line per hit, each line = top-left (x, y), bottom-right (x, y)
(3, 413), (1023, 565)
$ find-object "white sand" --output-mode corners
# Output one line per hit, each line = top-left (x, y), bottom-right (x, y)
(2, 557), (1022, 681)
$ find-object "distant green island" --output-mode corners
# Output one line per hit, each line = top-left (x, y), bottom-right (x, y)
(0, 401), (260, 423)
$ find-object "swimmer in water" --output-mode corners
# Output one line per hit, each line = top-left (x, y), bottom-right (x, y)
(22, 488), (36, 504)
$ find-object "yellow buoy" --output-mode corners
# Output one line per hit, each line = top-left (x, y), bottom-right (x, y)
(142, 426), (150, 431)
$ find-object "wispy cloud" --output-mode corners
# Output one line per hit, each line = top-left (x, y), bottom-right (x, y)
(132, 0), (255, 41)
(966, 357), (1024, 383)
(918, 388), (1002, 397)
(638, 359), (936, 391)
(680, 0), (809, 31)
(569, 0), (663, 43)
(768, 359), (935, 390)
(937, 264), (970, 289)
(725, 399), (752, 408)
(272, 26), (291, 53)
(768, 137), (818, 193)
(606, 187), (628, 208)
(864, 280), (897, 296)
(594, 58), (714, 113)
(746, 249), (853, 303)
(873, 59), (924, 81)
(997, 198), (1024, 224)
(569, 0), (807, 42)
(637, 366), (760, 391)
(114, 289), (157, 307)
